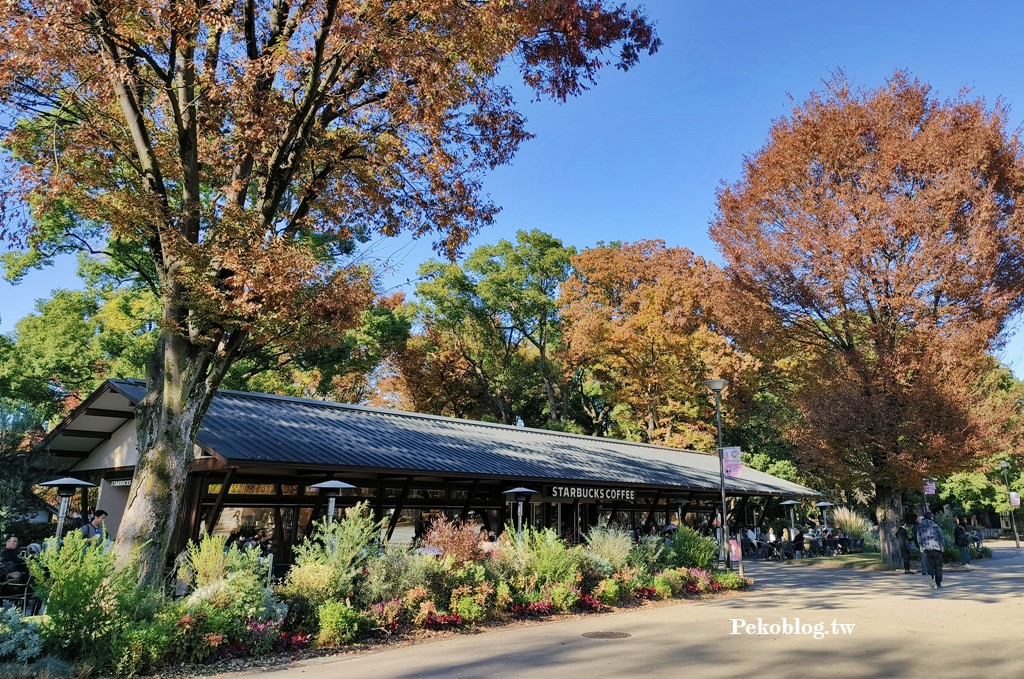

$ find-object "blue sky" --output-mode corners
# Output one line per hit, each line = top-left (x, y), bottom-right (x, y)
(4, 1), (1024, 373)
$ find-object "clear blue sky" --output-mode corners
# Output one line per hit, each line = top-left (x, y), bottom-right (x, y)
(4, 1), (1024, 372)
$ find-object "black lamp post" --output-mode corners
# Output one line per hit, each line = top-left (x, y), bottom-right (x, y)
(704, 379), (729, 566)
(310, 480), (355, 526)
(503, 487), (538, 533)
(779, 499), (800, 534)
(815, 501), (835, 530)
(999, 461), (1021, 549)
(38, 477), (96, 540)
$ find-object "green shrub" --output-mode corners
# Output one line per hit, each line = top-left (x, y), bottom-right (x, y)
(26, 531), (142, 665)
(627, 536), (665, 571)
(360, 544), (432, 607)
(109, 619), (172, 678)
(712, 570), (750, 591)
(277, 562), (337, 633)
(183, 534), (268, 589)
(316, 602), (370, 648)
(593, 578), (621, 606)
(451, 593), (487, 624)
(421, 557), (489, 615)
(490, 527), (584, 596)
(652, 570), (684, 598)
(547, 581), (580, 612)
(662, 526), (717, 570)
(0, 609), (41, 663)
(583, 528), (634, 572)
(293, 502), (383, 599)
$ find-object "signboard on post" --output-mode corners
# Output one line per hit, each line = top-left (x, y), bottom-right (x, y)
(722, 447), (742, 477)
(923, 480), (936, 495)
(1011, 492), (1021, 508)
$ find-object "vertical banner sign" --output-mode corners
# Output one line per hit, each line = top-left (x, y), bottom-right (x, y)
(923, 480), (936, 495)
(722, 447), (742, 477)
(1011, 492), (1021, 508)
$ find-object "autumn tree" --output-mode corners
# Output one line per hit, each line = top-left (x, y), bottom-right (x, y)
(559, 240), (755, 448)
(712, 72), (1024, 567)
(0, 0), (657, 583)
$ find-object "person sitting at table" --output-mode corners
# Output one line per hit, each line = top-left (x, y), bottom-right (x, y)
(767, 527), (777, 543)
(2, 535), (29, 584)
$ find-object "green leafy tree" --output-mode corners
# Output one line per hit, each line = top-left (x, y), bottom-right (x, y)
(410, 230), (575, 426)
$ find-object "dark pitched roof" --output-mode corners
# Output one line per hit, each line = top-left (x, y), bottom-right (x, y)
(49, 380), (818, 497)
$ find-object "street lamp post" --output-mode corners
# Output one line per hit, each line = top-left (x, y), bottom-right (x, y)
(779, 499), (800, 534)
(503, 488), (538, 533)
(999, 461), (1021, 549)
(309, 480), (356, 526)
(38, 477), (96, 541)
(704, 379), (729, 568)
(815, 502), (834, 530)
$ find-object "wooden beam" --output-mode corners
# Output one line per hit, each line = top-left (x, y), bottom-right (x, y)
(205, 469), (236, 535)
(48, 449), (90, 457)
(642, 490), (663, 533)
(459, 479), (479, 522)
(59, 429), (111, 440)
(84, 408), (135, 419)
(385, 477), (413, 541)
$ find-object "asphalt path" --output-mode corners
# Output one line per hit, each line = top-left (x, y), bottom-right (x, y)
(236, 540), (1024, 679)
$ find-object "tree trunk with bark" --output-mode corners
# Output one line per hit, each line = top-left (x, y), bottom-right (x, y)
(874, 485), (904, 570)
(113, 314), (237, 585)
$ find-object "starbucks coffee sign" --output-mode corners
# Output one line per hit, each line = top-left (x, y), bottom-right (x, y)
(549, 486), (636, 501)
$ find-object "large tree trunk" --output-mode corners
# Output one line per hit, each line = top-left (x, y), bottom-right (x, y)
(874, 485), (904, 570)
(113, 327), (220, 586)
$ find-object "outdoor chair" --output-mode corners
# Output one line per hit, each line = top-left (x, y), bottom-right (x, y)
(805, 538), (822, 558)
(0, 574), (38, 615)
(779, 540), (796, 560)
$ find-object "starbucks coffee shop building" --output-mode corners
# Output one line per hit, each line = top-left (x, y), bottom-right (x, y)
(38, 379), (817, 563)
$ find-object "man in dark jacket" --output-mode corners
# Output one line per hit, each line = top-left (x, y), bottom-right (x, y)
(916, 513), (946, 588)
(954, 516), (971, 566)
(1, 535), (29, 583)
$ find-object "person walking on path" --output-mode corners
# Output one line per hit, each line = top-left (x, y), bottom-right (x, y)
(954, 517), (971, 566)
(896, 522), (913, 574)
(916, 512), (946, 588)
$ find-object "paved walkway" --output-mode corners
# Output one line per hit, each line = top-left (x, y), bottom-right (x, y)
(236, 541), (1024, 679)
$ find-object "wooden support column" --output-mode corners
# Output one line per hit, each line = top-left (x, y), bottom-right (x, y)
(374, 481), (385, 524)
(272, 484), (285, 547)
(459, 480), (479, 523)
(205, 469), (236, 535)
(758, 497), (777, 530)
(642, 491), (663, 533)
(732, 496), (750, 531)
(385, 477), (413, 541)
(79, 486), (90, 525)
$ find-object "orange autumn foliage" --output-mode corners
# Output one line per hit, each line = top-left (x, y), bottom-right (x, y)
(712, 73), (1024, 520)
(559, 240), (756, 449)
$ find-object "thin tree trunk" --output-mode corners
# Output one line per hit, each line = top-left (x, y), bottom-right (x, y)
(874, 485), (904, 570)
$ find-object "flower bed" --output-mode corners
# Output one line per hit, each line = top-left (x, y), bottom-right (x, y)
(2, 508), (751, 678)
